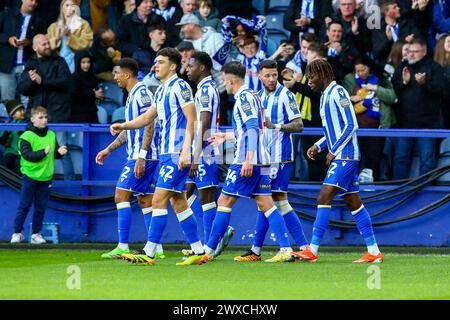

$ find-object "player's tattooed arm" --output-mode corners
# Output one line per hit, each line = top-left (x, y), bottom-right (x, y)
(141, 122), (154, 152)
(280, 118), (304, 133)
(107, 131), (126, 152)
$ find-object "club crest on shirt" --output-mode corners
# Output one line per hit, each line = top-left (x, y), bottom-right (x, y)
(179, 82), (192, 102)
(140, 89), (152, 105)
(337, 87), (351, 108)
(240, 94), (252, 116)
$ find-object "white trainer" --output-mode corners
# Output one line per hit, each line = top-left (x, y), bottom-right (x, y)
(31, 233), (47, 244)
(359, 168), (374, 183)
(10, 233), (25, 243)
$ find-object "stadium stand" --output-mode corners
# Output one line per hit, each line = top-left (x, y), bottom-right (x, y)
(267, 0), (290, 12)
(111, 106), (125, 124)
(97, 106), (108, 124)
(97, 82), (124, 117)
(0, 103), (8, 122)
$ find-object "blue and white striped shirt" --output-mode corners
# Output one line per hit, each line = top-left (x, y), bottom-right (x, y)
(152, 6), (176, 21)
(236, 50), (266, 92)
(193, 76), (220, 157)
(125, 82), (158, 160)
(232, 85), (270, 165)
(258, 83), (301, 163)
(151, 74), (194, 155)
(315, 81), (360, 160)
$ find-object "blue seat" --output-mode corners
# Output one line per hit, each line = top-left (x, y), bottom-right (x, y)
(267, 31), (288, 49)
(99, 100), (121, 117)
(97, 106), (108, 124)
(440, 138), (450, 156)
(437, 156), (450, 183)
(0, 103), (8, 122)
(267, 0), (290, 12)
(29, 222), (59, 244)
(111, 106), (125, 124)
(266, 11), (290, 37)
(252, 0), (266, 15)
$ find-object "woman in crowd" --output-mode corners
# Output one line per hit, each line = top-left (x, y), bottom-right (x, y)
(47, 0), (93, 73)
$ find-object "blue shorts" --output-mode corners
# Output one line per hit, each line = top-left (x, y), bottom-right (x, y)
(221, 164), (272, 198)
(186, 157), (219, 189)
(323, 160), (359, 194)
(269, 162), (292, 193)
(156, 154), (189, 193)
(116, 159), (158, 195)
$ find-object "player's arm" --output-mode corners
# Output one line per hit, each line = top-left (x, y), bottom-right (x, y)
(134, 122), (155, 179)
(180, 102), (196, 170)
(241, 118), (258, 177)
(190, 110), (212, 178)
(95, 131), (126, 165)
(110, 106), (157, 135)
(329, 92), (358, 156)
(266, 117), (304, 133)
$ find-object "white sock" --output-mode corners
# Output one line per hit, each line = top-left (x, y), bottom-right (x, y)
(250, 245), (261, 255)
(368, 244), (380, 255)
(143, 241), (158, 257)
(204, 245), (215, 256)
(118, 243), (129, 250)
(310, 244), (319, 255)
(191, 241), (204, 254)
(280, 247), (292, 252)
(299, 245), (307, 251)
(156, 243), (163, 253)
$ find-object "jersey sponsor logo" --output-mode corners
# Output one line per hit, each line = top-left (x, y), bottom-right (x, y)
(200, 87), (210, 106)
(179, 81), (192, 102)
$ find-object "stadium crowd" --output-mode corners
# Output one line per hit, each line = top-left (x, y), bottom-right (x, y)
(0, 0), (449, 183)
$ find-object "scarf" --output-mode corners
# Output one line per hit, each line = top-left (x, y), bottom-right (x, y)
(355, 74), (380, 120)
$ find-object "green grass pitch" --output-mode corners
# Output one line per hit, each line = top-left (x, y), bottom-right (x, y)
(0, 246), (448, 300)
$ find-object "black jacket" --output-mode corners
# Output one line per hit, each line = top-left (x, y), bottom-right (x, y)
(69, 50), (99, 123)
(283, 0), (333, 46)
(20, 123), (63, 162)
(391, 56), (444, 129)
(371, 19), (419, 69)
(397, 0), (433, 40)
(18, 52), (72, 123)
(116, 10), (166, 57)
(0, 7), (46, 73)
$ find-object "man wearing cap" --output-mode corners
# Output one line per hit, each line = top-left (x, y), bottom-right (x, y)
(177, 40), (196, 91)
(177, 13), (230, 123)
(0, 100), (26, 174)
(116, 0), (166, 57)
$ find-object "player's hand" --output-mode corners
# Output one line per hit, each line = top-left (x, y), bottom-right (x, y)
(179, 151), (191, 170)
(134, 158), (146, 179)
(326, 152), (336, 167)
(189, 163), (199, 179)
(110, 123), (124, 136)
(208, 132), (226, 147)
(58, 145), (68, 156)
(306, 144), (319, 161)
(265, 117), (275, 129)
(241, 160), (253, 178)
(95, 149), (110, 165)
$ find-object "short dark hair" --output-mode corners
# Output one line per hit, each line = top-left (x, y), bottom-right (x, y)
(221, 61), (246, 80)
(192, 51), (213, 72)
(327, 20), (344, 30)
(157, 47), (182, 67)
(117, 58), (139, 77)
(242, 36), (259, 47)
(380, 0), (397, 12)
(307, 42), (328, 58)
(301, 32), (318, 44)
(259, 59), (278, 71)
(280, 39), (295, 47)
(147, 23), (166, 34)
(410, 37), (427, 48)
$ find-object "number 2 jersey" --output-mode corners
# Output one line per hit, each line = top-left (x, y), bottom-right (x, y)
(125, 81), (159, 160)
(315, 81), (360, 161)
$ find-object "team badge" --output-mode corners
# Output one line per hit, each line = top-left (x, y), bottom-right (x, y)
(240, 94), (252, 116)
(337, 88), (351, 108)
(179, 82), (192, 102)
(140, 89), (152, 105)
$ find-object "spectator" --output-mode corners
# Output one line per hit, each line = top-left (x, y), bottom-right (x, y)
(385, 40), (409, 78)
(324, 20), (361, 78)
(283, 0), (333, 47)
(18, 34), (75, 180)
(132, 23), (167, 76)
(170, 0), (198, 45)
(0, 0), (46, 101)
(431, 0), (450, 46)
(69, 50), (102, 123)
(391, 38), (444, 179)
(194, 0), (222, 32)
(434, 34), (450, 128)
(74, 0), (110, 33)
(371, 0), (418, 71)
(325, 0), (371, 55)
(124, 0), (136, 15)
(47, 0), (93, 73)
(396, 0), (433, 41)
(10, 106), (67, 244)
(270, 40), (297, 81)
(116, 0), (165, 57)
(342, 56), (397, 182)
(153, 0), (176, 21)
(177, 14), (229, 123)
(0, 99), (26, 174)
(35, 0), (62, 29)
(176, 40), (196, 90)
(284, 32), (318, 76)
(91, 27), (121, 82)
